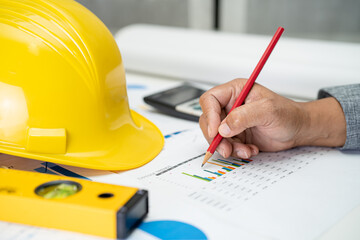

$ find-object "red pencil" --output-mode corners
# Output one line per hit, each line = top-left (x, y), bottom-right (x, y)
(201, 26), (284, 167)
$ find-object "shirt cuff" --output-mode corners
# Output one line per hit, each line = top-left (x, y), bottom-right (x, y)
(318, 84), (360, 150)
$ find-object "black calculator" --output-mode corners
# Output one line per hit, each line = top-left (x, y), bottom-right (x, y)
(144, 84), (206, 122)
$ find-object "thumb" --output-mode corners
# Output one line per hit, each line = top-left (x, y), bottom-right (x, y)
(218, 99), (272, 137)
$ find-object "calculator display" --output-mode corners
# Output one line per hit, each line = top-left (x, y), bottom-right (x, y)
(154, 85), (205, 107)
(144, 84), (206, 122)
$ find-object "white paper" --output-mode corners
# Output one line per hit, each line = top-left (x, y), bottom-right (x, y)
(106, 128), (360, 240)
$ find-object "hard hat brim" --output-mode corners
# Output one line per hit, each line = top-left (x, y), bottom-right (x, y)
(0, 111), (164, 170)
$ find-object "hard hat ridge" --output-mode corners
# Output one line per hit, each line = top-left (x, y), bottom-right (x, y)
(1, 0), (98, 87)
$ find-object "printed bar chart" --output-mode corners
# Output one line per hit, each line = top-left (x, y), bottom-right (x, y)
(203, 170), (223, 176)
(182, 157), (252, 182)
(212, 159), (242, 167)
(182, 172), (214, 182)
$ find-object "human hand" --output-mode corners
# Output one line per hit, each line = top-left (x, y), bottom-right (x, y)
(199, 79), (346, 159)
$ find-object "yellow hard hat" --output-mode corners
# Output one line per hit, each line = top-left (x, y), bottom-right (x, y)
(0, 0), (164, 170)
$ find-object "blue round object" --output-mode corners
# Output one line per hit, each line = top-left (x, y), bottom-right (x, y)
(139, 220), (207, 240)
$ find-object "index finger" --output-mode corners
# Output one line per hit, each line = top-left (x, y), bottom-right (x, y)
(199, 78), (248, 138)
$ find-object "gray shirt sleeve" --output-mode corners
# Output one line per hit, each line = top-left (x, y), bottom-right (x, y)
(318, 84), (360, 150)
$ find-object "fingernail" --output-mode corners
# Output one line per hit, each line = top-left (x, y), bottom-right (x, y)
(221, 150), (226, 158)
(251, 148), (257, 155)
(208, 125), (212, 137)
(217, 147), (225, 158)
(237, 149), (249, 159)
(219, 123), (231, 136)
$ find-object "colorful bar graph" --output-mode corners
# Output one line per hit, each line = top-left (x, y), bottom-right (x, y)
(211, 159), (240, 170)
(182, 157), (254, 182)
(207, 162), (232, 172)
(204, 170), (223, 176)
(182, 172), (213, 182)
(230, 158), (252, 164)
(241, 159), (251, 163)
(214, 159), (242, 167)
(207, 162), (227, 168)
(222, 167), (233, 172)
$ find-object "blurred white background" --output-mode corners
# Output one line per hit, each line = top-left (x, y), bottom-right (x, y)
(76, 0), (360, 43)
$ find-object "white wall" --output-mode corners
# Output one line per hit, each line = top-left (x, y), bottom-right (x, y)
(223, 0), (360, 43)
(76, 0), (214, 33)
(76, 0), (360, 43)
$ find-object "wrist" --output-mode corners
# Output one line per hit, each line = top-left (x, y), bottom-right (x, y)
(295, 97), (346, 148)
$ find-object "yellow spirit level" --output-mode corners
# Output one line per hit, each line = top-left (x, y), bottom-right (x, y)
(0, 168), (148, 239)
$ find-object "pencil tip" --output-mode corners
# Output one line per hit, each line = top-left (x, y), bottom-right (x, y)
(201, 151), (213, 167)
